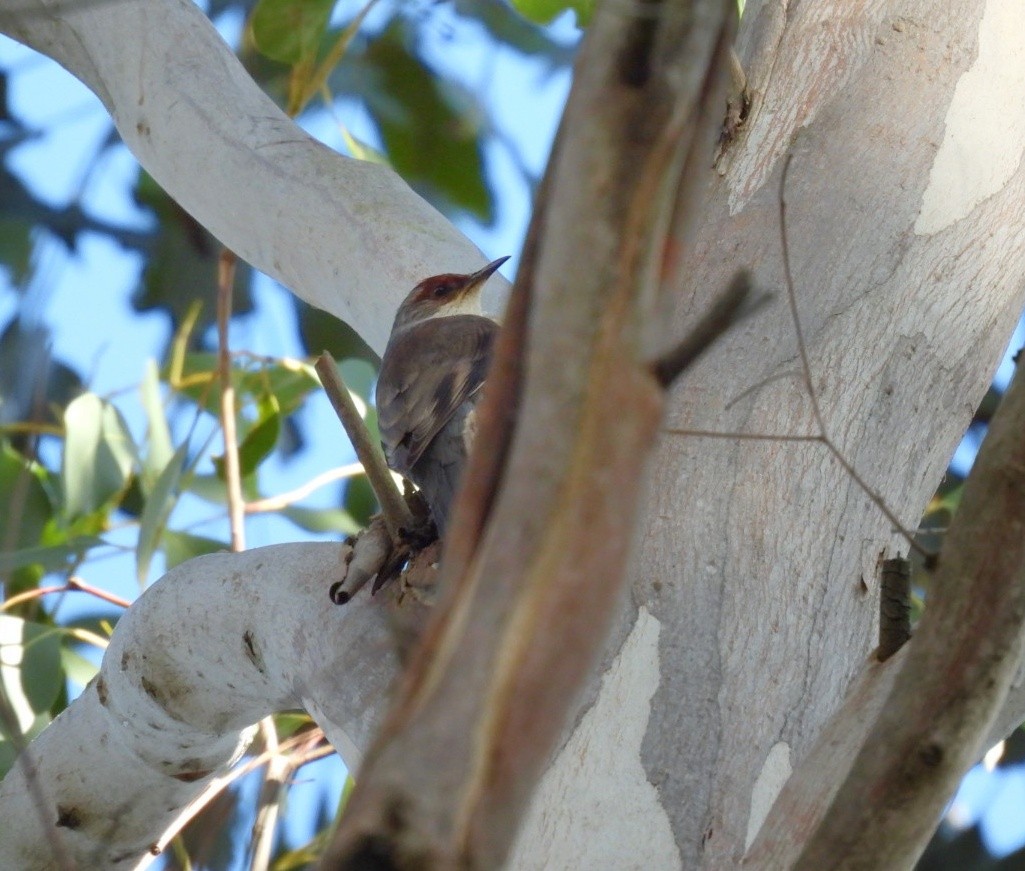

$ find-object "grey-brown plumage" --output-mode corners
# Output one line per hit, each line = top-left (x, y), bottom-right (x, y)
(376, 257), (508, 534)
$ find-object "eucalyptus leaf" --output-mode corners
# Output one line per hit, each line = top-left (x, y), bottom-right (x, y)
(62, 393), (136, 520)
(162, 530), (228, 570)
(0, 444), (52, 550)
(361, 22), (495, 222)
(0, 537), (106, 574)
(59, 645), (101, 689)
(140, 359), (174, 494)
(251, 0), (335, 65)
(0, 616), (62, 733)
(281, 504), (361, 535)
(135, 441), (190, 584)
(510, 0), (593, 26)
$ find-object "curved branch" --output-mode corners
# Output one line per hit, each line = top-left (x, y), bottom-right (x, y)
(0, 543), (398, 869)
(0, 0), (506, 354)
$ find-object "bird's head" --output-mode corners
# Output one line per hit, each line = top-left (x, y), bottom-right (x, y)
(392, 256), (510, 330)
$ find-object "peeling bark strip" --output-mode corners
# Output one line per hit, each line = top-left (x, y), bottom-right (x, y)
(877, 557), (911, 662)
(322, 1), (739, 868)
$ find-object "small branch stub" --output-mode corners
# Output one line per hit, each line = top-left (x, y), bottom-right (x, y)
(651, 270), (766, 388)
(328, 517), (392, 605)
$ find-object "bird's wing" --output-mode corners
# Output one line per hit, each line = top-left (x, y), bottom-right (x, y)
(376, 314), (497, 475)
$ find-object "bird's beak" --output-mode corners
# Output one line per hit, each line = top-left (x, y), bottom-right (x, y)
(462, 256), (510, 293)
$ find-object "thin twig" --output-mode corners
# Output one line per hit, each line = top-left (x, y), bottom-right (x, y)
(151, 728), (330, 859)
(665, 429), (824, 443)
(249, 721), (289, 871)
(61, 627), (110, 650)
(245, 463), (365, 514)
(779, 157), (927, 558)
(1, 576), (132, 612)
(820, 441), (929, 561)
(779, 153), (827, 435)
(315, 353), (414, 540)
(216, 251), (288, 866)
(217, 250), (245, 552)
(651, 271), (770, 387)
(724, 369), (803, 410)
(667, 426), (930, 558)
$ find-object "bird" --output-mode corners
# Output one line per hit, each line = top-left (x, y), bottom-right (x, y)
(375, 256), (510, 536)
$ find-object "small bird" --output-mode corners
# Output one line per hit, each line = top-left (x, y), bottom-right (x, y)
(376, 256), (509, 535)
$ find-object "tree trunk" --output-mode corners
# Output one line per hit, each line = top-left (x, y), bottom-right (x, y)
(514, 1), (1025, 867)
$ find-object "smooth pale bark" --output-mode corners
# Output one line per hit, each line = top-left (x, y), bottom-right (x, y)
(0, 544), (396, 870)
(0, 0), (507, 355)
(624, 0), (1025, 866)
(1, 0), (1025, 868)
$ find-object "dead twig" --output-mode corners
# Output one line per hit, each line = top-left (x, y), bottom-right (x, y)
(216, 250), (245, 552)
(315, 353), (414, 541)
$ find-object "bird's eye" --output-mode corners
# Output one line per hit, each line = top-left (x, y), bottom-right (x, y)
(432, 283), (449, 298)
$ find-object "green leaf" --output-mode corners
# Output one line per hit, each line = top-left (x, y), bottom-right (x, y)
(60, 645), (100, 689)
(0, 537), (106, 574)
(245, 359), (321, 416)
(0, 217), (33, 283)
(297, 301), (376, 365)
(162, 530), (228, 570)
(212, 394), (282, 480)
(343, 474), (378, 527)
(239, 399), (281, 477)
(0, 444), (54, 588)
(361, 23), (494, 222)
(510, 0), (593, 26)
(135, 441), (190, 584)
(340, 127), (390, 165)
(170, 353), (321, 418)
(0, 321), (84, 432)
(338, 358), (377, 401)
(140, 359), (174, 494)
(167, 351), (221, 415)
(185, 472), (229, 505)
(273, 711), (314, 738)
(281, 504), (360, 535)
(251, 0), (335, 64)
(62, 393), (136, 521)
(452, 0), (573, 59)
(0, 616), (62, 732)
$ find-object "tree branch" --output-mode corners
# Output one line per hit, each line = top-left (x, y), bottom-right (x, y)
(0, 544), (397, 869)
(0, 0), (507, 354)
